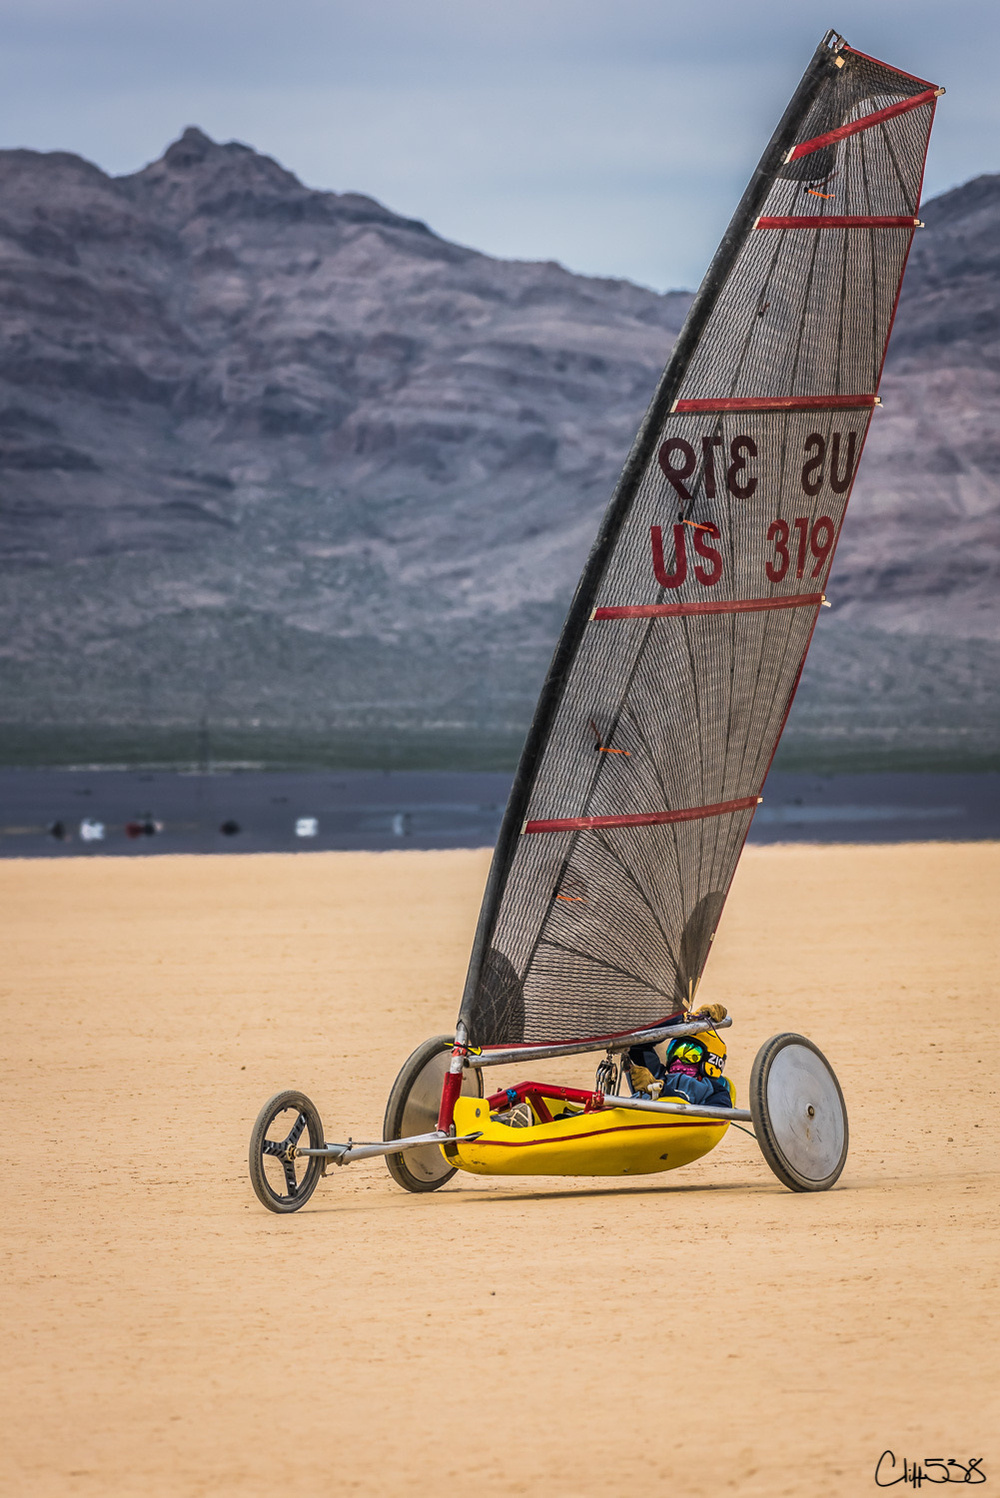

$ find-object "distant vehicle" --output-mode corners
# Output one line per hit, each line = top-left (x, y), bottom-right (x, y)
(249, 33), (939, 1213)
(79, 818), (105, 842)
(125, 817), (163, 839)
(295, 817), (318, 838)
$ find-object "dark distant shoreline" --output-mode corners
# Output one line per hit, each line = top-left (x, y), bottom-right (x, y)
(2, 767), (997, 859)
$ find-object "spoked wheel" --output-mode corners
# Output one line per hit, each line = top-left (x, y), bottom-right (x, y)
(383, 1035), (483, 1193)
(749, 1033), (849, 1193)
(249, 1090), (326, 1213)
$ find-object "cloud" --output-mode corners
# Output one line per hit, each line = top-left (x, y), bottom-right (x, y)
(0, 0), (994, 289)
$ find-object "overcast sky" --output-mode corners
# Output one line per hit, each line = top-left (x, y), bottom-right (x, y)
(0, 0), (994, 291)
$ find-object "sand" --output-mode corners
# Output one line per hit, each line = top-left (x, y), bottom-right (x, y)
(2, 843), (998, 1497)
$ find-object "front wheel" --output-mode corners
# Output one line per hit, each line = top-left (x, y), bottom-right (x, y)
(249, 1089), (326, 1213)
(749, 1033), (848, 1192)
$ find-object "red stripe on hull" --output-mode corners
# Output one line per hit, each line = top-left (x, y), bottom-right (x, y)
(524, 795), (760, 835)
(756, 215), (919, 229)
(463, 1120), (725, 1150)
(593, 593), (822, 621)
(672, 395), (876, 414)
(787, 87), (938, 161)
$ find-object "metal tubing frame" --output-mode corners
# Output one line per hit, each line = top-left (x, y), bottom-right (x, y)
(466, 1015), (732, 1070)
(602, 1092), (752, 1123)
(297, 1130), (482, 1165)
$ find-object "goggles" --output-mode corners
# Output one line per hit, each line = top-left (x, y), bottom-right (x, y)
(670, 1040), (706, 1066)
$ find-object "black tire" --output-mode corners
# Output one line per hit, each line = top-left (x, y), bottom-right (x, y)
(383, 1035), (483, 1193)
(249, 1089), (326, 1213)
(749, 1033), (849, 1193)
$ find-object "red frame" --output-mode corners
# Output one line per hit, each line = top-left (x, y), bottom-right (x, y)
(593, 593), (823, 621)
(756, 215), (919, 229)
(672, 395), (877, 413)
(787, 87), (938, 162)
(524, 795), (759, 834)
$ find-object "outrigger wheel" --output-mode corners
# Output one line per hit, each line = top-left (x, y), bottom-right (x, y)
(249, 1089), (326, 1214)
(749, 1033), (849, 1192)
(383, 1035), (483, 1193)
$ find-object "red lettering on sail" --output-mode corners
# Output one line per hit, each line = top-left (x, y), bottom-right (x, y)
(766, 519), (790, 582)
(801, 433), (825, 496)
(727, 436), (758, 498)
(766, 516), (838, 582)
(692, 522), (723, 586)
(830, 430), (857, 493)
(651, 523), (688, 589)
(658, 439), (696, 499)
(792, 516), (810, 579)
(810, 516), (835, 575)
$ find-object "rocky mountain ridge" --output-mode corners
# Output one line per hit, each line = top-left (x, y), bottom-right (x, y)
(0, 128), (996, 768)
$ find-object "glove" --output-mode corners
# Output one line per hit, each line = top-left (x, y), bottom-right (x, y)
(628, 1064), (658, 1093)
(696, 1003), (728, 1023)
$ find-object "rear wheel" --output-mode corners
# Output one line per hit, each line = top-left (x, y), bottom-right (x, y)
(383, 1036), (483, 1193)
(749, 1033), (848, 1192)
(249, 1090), (326, 1213)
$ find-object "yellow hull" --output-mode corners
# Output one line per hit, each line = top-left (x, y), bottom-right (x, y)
(443, 1094), (728, 1178)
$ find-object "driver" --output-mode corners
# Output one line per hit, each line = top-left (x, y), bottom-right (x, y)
(627, 1006), (733, 1111)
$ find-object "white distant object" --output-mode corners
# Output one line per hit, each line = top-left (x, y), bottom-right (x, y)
(79, 818), (105, 842)
(295, 817), (318, 838)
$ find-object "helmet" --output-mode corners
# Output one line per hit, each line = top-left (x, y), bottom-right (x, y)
(666, 1029), (727, 1079)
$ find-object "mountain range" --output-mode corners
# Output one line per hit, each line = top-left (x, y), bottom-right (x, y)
(0, 127), (996, 769)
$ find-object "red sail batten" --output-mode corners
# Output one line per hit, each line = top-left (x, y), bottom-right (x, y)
(787, 87), (939, 161)
(593, 594), (823, 621)
(672, 395), (877, 413)
(756, 215), (919, 229)
(524, 796), (760, 835)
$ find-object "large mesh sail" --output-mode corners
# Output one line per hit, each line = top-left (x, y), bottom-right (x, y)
(459, 35), (940, 1049)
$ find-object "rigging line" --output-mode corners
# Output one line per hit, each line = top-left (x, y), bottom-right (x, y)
(732, 602), (805, 796)
(859, 128), (883, 393)
(836, 142), (850, 395)
(590, 826), (683, 977)
(618, 705), (686, 918)
(720, 231), (786, 406)
(880, 114), (917, 210)
(516, 612), (667, 992)
(536, 938), (674, 1001)
(619, 704), (672, 806)
(787, 199), (825, 397)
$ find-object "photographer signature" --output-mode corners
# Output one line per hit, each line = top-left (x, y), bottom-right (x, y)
(875, 1451), (986, 1486)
